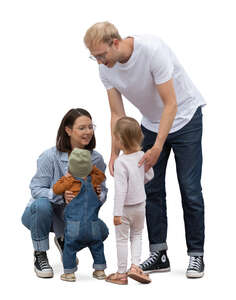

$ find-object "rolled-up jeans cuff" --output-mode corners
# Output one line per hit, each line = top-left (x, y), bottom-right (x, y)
(93, 264), (106, 270)
(64, 266), (77, 274)
(150, 243), (168, 252)
(32, 238), (49, 251)
(188, 252), (204, 257)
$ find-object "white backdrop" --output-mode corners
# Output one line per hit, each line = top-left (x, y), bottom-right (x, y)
(0, 0), (235, 299)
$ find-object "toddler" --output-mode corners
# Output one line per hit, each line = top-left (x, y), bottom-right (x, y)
(53, 148), (109, 282)
(106, 117), (154, 285)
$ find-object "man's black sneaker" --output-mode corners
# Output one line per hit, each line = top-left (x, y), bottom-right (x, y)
(54, 236), (79, 265)
(34, 251), (53, 278)
(140, 250), (170, 273)
(186, 256), (204, 278)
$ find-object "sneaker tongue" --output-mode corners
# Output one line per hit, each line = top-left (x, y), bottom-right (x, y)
(35, 251), (44, 255)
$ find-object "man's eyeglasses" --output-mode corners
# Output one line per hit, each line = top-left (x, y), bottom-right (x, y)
(89, 41), (113, 62)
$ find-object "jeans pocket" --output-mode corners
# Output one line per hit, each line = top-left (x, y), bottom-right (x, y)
(66, 221), (80, 239)
(91, 220), (109, 241)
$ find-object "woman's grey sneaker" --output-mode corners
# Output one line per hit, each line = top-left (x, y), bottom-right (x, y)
(139, 250), (170, 273)
(186, 256), (204, 278)
(34, 251), (53, 278)
(54, 236), (79, 265)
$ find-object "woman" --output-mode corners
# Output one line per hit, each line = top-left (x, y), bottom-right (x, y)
(21, 108), (108, 279)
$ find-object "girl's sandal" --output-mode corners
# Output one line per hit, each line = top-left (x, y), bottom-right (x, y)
(106, 272), (128, 285)
(127, 265), (151, 284)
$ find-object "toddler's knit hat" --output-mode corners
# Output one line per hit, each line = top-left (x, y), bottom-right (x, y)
(68, 148), (92, 178)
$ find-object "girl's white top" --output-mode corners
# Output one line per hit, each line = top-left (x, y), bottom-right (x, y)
(113, 151), (154, 216)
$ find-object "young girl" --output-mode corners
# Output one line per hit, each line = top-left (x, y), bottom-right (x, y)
(106, 117), (154, 285)
(53, 148), (109, 282)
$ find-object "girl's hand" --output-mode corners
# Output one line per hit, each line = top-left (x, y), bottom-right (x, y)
(114, 216), (122, 226)
(95, 185), (101, 198)
(64, 190), (75, 204)
(65, 172), (71, 177)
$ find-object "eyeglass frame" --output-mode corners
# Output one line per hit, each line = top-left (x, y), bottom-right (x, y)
(76, 124), (96, 132)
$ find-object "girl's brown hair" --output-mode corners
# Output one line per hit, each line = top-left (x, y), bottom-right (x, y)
(114, 117), (143, 152)
(56, 108), (96, 152)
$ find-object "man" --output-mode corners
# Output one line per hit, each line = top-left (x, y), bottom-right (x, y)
(84, 21), (206, 278)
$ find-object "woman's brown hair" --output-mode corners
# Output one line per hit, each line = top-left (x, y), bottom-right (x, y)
(56, 108), (96, 152)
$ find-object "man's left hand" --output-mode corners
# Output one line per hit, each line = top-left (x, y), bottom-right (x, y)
(139, 146), (162, 172)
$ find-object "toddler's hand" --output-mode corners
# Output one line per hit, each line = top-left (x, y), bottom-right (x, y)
(114, 216), (122, 226)
(64, 190), (75, 204)
(95, 185), (101, 198)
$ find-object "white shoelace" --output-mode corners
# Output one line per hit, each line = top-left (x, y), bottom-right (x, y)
(36, 252), (51, 270)
(188, 256), (202, 271)
(141, 252), (160, 268)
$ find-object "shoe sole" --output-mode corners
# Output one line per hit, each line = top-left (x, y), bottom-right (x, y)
(93, 274), (107, 280)
(143, 267), (171, 274)
(128, 273), (151, 284)
(105, 279), (128, 285)
(186, 271), (204, 278)
(54, 236), (79, 265)
(34, 267), (53, 278)
(61, 276), (76, 282)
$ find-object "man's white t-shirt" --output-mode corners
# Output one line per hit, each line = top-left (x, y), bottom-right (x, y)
(99, 35), (206, 133)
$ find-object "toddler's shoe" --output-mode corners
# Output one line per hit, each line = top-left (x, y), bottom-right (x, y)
(61, 273), (76, 282)
(106, 272), (128, 285)
(127, 264), (151, 284)
(93, 270), (107, 280)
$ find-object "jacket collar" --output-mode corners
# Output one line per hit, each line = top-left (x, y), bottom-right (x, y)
(60, 151), (69, 162)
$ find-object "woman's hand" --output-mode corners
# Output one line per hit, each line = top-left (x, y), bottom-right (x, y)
(64, 190), (75, 204)
(95, 185), (102, 198)
(114, 216), (122, 226)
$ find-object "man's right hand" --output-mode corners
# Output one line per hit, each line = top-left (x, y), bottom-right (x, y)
(109, 155), (118, 176)
(64, 190), (75, 204)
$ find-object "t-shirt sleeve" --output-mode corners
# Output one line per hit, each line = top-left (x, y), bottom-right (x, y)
(99, 66), (114, 90)
(150, 44), (174, 85)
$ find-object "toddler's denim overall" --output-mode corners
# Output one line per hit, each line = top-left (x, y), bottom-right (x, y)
(63, 176), (109, 273)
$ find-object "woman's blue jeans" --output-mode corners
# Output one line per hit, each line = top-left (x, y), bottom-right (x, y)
(142, 107), (205, 256)
(21, 198), (53, 251)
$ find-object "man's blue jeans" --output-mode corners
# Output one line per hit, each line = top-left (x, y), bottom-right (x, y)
(21, 198), (53, 251)
(142, 107), (205, 256)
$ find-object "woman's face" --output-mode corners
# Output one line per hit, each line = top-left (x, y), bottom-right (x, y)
(66, 115), (94, 149)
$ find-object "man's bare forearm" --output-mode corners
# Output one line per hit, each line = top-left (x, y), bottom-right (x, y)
(154, 101), (177, 150)
(110, 113), (124, 157)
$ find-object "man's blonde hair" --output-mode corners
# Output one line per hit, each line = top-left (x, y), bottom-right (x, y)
(84, 21), (122, 50)
(114, 117), (144, 152)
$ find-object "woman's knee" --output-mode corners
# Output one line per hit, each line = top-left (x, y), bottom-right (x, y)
(22, 198), (53, 228)
(31, 198), (53, 217)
